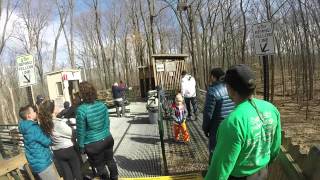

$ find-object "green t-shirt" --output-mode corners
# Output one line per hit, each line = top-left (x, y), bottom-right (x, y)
(205, 98), (281, 180)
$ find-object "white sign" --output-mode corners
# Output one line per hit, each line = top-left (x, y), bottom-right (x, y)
(17, 54), (37, 88)
(156, 63), (165, 72)
(253, 22), (275, 55)
(165, 62), (176, 72)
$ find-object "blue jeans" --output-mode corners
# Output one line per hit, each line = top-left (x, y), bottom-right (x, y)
(38, 163), (59, 180)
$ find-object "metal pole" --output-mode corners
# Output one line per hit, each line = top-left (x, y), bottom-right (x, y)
(157, 88), (168, 175)
(263, 55), (269, 101)
(26, 86), (34, 105)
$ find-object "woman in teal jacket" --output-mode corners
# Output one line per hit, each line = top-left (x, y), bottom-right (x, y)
(76, 82), (118, 180)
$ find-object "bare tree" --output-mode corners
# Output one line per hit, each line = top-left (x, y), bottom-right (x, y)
(0, 0), (18, 56)
(18, 0), (52, 87)
(52, 0), (69, 71)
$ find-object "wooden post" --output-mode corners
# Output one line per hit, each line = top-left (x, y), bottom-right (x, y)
(24, 164), (35, 180)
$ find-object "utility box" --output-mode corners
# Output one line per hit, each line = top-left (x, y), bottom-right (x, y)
(46, 69), (82, 109)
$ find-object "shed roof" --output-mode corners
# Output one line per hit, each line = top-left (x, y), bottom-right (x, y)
(45, 69), (80, 76)
(152, 54), (189, 60)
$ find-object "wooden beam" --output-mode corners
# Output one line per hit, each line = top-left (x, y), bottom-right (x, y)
(278, 146), (306, 180)
(152, 54), (189, 60)
(0, 153), (28, 176)
(24, 164), (35, 180)
(15, 168), (24, 180)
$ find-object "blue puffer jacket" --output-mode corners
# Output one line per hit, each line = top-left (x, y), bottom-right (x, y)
(18, 120), (53, 173)
(202, 82), (234, 152)
(76, 101), (111, 149)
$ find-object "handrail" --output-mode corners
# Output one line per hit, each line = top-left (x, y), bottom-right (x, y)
(0, 153), (34, 179)
(278, 146), (306, 180)
(158, 89), (168, 175)
(196, 88), (320, 180)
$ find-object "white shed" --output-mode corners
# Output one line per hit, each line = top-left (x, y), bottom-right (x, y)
(46, 69), (82, 109)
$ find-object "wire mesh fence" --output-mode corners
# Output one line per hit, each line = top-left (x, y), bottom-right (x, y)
(157, 88), (209, 175)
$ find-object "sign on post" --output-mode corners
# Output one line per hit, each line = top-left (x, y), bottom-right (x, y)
(17, 54), (37, 88)
(165, 62), (176, 72)
(156, 63), (165, 72)
(253, 22), (275, 56)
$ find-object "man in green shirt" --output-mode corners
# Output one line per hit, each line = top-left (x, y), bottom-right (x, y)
(205, 64), (281, 180)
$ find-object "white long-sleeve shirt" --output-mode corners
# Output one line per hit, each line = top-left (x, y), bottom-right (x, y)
(51, 118), (74, 150)
(181, 74), (196, 98)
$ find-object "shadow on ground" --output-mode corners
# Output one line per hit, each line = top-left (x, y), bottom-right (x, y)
(130, 137), (159, 144)
(127, 117), (150, 124)
(130, 112), (149, 116)
(115, 155), (161, 176)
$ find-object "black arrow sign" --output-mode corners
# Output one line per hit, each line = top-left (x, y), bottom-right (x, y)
(24, 74), (30, 83)
(260, 43), (269, 52)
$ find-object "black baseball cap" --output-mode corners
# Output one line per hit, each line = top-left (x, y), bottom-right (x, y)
(224, 64), (256, 94)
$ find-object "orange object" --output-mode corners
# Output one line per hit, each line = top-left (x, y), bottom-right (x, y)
(173, 121), (190, 142)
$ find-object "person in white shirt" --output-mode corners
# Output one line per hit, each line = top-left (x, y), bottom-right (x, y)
(181, 70), (198, 119)
(38, 100), (82, 180)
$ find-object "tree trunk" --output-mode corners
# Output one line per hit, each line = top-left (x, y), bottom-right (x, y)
(93, 0), (109, 88)
(52, 20), (65, 71)
(69, 0), (75, 68)
(240, 0), (246, 64)
(187, 6), (197, 81)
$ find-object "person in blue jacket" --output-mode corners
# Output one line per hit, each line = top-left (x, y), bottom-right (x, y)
(202, 68), (235, 164)
(18, 105), (59, 180)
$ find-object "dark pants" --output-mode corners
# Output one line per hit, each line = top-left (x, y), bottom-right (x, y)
(184, 97), (198, 117)
(85, 135), (118, 180)
(229, 166), (268, 180)
(208, 128), (218, 165)
(53, 146), (82, 180)
(114, 100), (125, 117)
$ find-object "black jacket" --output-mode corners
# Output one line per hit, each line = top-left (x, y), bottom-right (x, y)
(112, 86), (126, 99)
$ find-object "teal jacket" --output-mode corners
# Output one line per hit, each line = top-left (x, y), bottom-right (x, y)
(18, 120), (53, 173)
(76, 101), (111, 149)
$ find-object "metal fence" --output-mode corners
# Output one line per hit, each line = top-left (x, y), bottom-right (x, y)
(157, 88), (209, 175)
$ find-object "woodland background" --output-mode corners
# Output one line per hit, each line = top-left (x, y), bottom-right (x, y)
(0, 0), (319, 124)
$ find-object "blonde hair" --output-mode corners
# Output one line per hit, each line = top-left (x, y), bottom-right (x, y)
(175, 93), (183, 103)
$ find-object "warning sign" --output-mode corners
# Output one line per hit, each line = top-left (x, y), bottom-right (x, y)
(17, 54), (37, 88)
(253, 22), (275, 56)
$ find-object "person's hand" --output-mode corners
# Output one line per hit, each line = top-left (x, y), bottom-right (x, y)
(80, 148), (85, 154)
